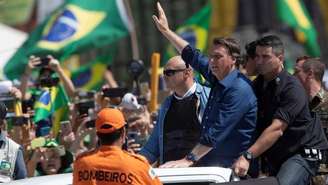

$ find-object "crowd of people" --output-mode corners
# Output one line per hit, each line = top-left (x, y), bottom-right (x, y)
(0, 2), (328, 185)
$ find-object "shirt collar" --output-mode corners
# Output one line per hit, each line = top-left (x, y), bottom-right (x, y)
(174, 82), (197, 100)
(256, 69), (288, 86)
(218, 69), (239, 88)
(0, 131), (6, 142)
(99, 145), (122, 152)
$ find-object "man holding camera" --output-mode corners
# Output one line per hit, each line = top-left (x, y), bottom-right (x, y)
(73, 108), (162, 185)
(0, 102), (27, 182)
(140, 56), (210, 165)
(20, 55), (75, 100)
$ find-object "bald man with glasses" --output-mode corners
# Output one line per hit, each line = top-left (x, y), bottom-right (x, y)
(139, 56), (210, 166)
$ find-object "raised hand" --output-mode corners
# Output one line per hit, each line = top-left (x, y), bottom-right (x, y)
(152, 2), (170, 33)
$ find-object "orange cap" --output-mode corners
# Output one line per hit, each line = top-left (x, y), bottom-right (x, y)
(95, 108), (126, 134)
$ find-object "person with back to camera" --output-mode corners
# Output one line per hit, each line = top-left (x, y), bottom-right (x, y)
(73, 108), (162, 185)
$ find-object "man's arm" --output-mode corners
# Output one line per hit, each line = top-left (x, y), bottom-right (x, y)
(159, 143), (212, 168)
(249, 119), (287, 157)
(20, 56), (37, 100)
(48, 56), (76, 98)
(233, 119), (287, 176)
(154, 3), (214, 83)
(153, 2), (188, 53)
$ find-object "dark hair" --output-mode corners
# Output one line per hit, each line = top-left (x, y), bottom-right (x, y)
(302, 58), (326, 82)
(212, 37), (243, 67)
(296, 55), (311, 63)
(96, 127), (124, 145)
(212, 37), (241, 59)
(39, 67), (55, 77)
(257, 35), (284, 56)
(245, 40), (258, 59)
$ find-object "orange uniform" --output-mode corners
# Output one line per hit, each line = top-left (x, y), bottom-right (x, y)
(73, 146), (162, 185)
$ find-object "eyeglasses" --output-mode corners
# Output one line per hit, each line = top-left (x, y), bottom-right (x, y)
(163, 68), (186, 77)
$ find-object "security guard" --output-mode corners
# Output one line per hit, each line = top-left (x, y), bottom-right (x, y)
(0, 102), (27, 182)
(73, 108), (162, 185)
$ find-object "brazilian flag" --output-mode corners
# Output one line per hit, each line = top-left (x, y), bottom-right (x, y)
(71, 55), (114, 91)
(163, 4), (211, 84)
(34, 85), (69, 135)
(164, 4), (211, 63)
(276, 0), (320, 57)
(4, 0), (132, 80)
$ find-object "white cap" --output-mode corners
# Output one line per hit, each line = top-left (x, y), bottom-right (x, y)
(120, 93), (141, 110)
(0, 80), (12, 95)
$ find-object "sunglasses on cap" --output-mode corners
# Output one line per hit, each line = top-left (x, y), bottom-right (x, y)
(163, 68), (187, 77)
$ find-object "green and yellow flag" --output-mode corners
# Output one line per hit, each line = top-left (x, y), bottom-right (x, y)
(276, 0), (320, 56)
(71, 55), (114, 91)
(164, 4), (211, 63)
(5, 0), (132, 80)
(34, 85), (69, 135)
(164, 4), (211, 84)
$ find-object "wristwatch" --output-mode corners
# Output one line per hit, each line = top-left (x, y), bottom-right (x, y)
(242, 151), (254, 162)
(186, 153), (198, 163)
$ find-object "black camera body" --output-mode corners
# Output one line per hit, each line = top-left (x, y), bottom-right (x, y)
(102, 87), (128, 98)
(76, 91), (96, 115)
(35, 57), (50, 67)
(76, 100), (95, 115)
(128, 59), (145, 79)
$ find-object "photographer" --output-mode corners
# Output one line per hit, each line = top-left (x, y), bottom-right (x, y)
(20, 55), (75, 101)
(120, 93), (153, 153)
(26, 139), (73, 177)
(70, 92), (98, 155)
(0, 102), (27, 182)
(70, 113), (97, 156)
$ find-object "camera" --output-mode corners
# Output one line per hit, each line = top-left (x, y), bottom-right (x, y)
(102, 87), (128, 98)
(76, 101), (95, 115)
(35, 57), (50, 67)
(128, 59), (145, 79)
(76, 91), (96, 115)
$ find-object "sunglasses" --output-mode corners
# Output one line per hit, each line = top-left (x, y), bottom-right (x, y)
(163, 68), (186, 77)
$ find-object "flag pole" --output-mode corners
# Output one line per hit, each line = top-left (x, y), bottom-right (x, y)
(123, 0), (140, 59)
(150, 53), (160, 112)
